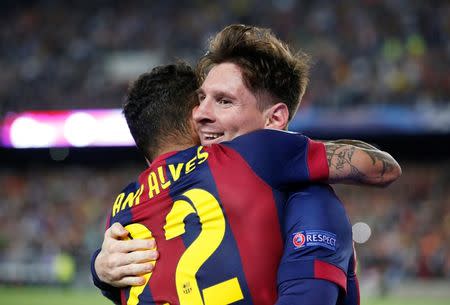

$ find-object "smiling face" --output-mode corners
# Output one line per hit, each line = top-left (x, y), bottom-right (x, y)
(193, 62), (271, 145)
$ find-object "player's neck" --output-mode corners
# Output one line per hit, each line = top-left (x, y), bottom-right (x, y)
(154, 134), (197, 157)
(151, 129), (199, 161)
(155, 143), (192, 157)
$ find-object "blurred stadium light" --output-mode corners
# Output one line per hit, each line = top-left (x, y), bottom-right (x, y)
(1, 110), (134, 148)
(2, 103), (449, 148)
(291, 104), (450, 137)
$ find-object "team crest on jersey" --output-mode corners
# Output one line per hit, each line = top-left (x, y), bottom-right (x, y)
(292, 230), (337, 251)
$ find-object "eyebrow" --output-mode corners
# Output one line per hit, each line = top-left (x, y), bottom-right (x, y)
(196, 86), (237, 100)
(217, 91), (236, 100)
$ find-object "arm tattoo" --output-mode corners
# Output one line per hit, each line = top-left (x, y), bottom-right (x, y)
(327, 144), (368, 182)
(327, 143), (397, 184)
(326, 145), (340, 168)
(364, 150), (395, 178)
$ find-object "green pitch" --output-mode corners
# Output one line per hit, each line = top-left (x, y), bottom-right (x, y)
(360, 296), (449, 305)
(0, 286), (110, 305)
(1, 286), (448, 305)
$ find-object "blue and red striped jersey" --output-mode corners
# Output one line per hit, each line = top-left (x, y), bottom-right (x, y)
(106, 129), (328, 305)
(276, 184), (358, 305)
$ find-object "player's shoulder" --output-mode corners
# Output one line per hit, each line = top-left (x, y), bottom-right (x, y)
(119, 180), (141, 195)
(222, 129), (308, 150)
(240, 128), (301, 139)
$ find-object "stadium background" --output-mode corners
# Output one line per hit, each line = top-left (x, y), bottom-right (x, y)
(0, 1), (449, 304)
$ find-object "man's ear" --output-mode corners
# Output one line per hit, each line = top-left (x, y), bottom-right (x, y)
(264, 102), (289, 130)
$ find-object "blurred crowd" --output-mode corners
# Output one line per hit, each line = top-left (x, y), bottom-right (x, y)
(0, 160), (449, 285)
(0, 0), (449, 116)
(335, 163), (450, 282)
(0, 164), (139, 259)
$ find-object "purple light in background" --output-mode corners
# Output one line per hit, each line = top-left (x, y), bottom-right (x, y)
(1, 110), (135, 148)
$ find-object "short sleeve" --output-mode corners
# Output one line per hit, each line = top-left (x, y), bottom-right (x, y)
(222, 129), (329, 190)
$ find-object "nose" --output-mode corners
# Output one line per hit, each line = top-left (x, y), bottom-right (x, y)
(192, 98), (215, 124)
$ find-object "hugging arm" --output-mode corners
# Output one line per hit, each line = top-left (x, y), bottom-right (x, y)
(324, 139), (402, 186)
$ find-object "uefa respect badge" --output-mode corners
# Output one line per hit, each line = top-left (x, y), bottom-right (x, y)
(292, 230), (337, 251)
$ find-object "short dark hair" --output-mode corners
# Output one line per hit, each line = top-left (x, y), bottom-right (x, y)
(123, 62), (199, 161)
(198, 24), (311, 120)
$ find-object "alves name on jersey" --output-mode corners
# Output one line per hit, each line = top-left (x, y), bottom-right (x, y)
(106, 129), (329, 305)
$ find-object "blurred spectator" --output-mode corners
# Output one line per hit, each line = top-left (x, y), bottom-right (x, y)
(0, 0), (448, 116)
(334, 161), (450, 281)
(0, 160), (449, 283)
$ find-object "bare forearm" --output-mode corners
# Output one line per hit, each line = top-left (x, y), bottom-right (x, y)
(325, 142), (402, 186)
